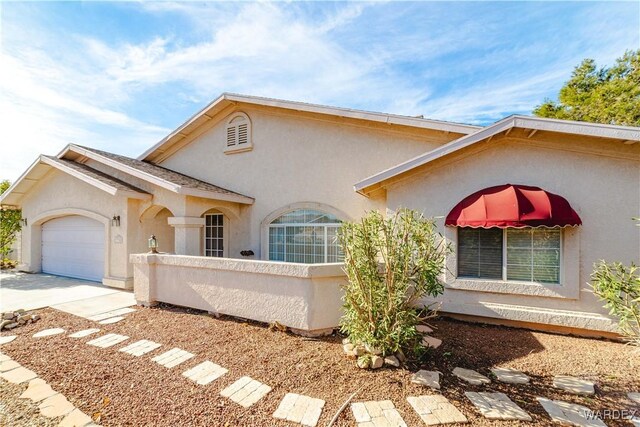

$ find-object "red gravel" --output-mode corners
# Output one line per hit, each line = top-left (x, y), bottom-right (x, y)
(1, 304), (639, 426)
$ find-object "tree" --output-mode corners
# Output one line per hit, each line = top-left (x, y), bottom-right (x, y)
(0, 180), (22, 259)
(533, 50), (640, 126)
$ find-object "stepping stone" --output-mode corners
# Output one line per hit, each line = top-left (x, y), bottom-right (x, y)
(407, 395), (468, 425)
(59, 408), (93, 427)
(98, 316), (124, 325)
(0, 359), (20, 372)
(453, 367), (491, 385)
(553, 376), (595, 396)
(465, 392), (532, 421)
(151, 348), (194, 368)
(628, 392), (640, 404)
(0, 366), (38, 383)
(273, 393), (326, 427)
(537, 397), (606, 427)
(69, 328), (101, 338)
(0, 352), (10, 362)
(417, 325), (434, 333)
(119, 340), (162, 357)
(221, 376), (272, 408)
(0, 335), (16, 345)
(33, 328), (65, 338)
(20, 378), (58, 402)
(182, 361), (228, 385)
(351, 400), (408, 427)
(422, 336), (442, 349)
(39, 393), (75, 418)
(491, 367), (530, 384)
(411, 370), (441, 389)
(88, 307), (135, 321)
(86, 333), (129, 348)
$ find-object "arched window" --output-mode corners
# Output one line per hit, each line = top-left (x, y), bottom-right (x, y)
(225, 112), (252, 154)
(268, 209), (343, 263)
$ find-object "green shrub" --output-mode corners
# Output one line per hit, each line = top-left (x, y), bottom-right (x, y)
(338, 208), (449, 357)
(591, 261), (640, 347)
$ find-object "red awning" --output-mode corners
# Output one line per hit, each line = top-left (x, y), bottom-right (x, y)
(445, 184), (582, 228)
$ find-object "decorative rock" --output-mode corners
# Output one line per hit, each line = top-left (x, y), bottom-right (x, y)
(356, 356), (370, 369)
(353, 346), (365, 356)
(33, 328), (65, 338)
(0, 335), (17, 345)
(2, 312), (13, 320)
(221, 376), (272, 408)
(395, 350), (407, 363)
(384, 355), (400, 368)
(342, 337), (351, 345)
(422, 336), (442, 349)
(371, 355), (384, 369)
(0, 359), (20, 372)
(416, 325), (434, 334)
(273, 393), (326, 426)
(343, 343), (355, 353)
(411, 370), (441, 389)
(465, 391), (532, 421)
(59, 408), (93, 427)
(407, 395), (468, 425)
(69, 328), (101, 338)
(1, 366), (38, 383)
(20, 378), (58, 402)
(38, 393), (75, 418)
(4, 322), (19, 330)
(0, 320), (12, 330)
(537, 397), (606, 427)
(628, 392), (640, 404)
(365, 344), (382, 355)
(351, 400), (408, 427)
(182, 361), (228, 385)
(553, 375), (596, 396)
(491, 367), (530, 384)
(453, 367), (491, 385)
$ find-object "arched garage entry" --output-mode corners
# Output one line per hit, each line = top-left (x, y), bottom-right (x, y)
(41, 215), (105, 282)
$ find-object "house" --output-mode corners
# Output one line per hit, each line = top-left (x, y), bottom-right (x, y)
(2, 93), (639, 336)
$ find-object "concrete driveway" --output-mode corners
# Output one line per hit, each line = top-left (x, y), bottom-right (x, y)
(0, 272), (136, 318)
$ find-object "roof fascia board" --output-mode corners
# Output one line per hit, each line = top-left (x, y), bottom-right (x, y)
(177, 187), (254, 205)
(0, 156), (43, 206)
(512, 116), (640, 141)
(40, 156), (119, 196)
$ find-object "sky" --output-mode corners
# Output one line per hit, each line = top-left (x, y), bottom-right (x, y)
(1, 1), (638, 182)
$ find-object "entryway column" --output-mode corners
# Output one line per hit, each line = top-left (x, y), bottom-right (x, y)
(167, 217), (205, 256)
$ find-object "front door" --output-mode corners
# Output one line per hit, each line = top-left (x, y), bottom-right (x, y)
(204, 213), (224, 257)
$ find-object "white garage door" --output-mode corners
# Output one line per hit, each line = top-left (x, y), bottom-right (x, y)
(42, 216), (105, 282)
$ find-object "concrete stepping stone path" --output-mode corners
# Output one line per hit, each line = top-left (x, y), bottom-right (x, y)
(182, 361), (228, 385)
(273, 393), (325, 427)
(465, 392), (532, 421)
(0, 352), (10, 362)
(628, 392), (640, 404)
(537, 397), (606, 427)
(422, 336), (442, 349)
(553, 375), (596, 395)
(351, 400), (408, 427)
(87, 307), (135, 321)
(0, 335), (16, 345)
(33, 328), (65, 338)
(119, 340), (162, 357)
(59, 408), (94, 427)
(152, 348), (194, 368)
(86, 333), (129, 348)
(407, 395), (468, 425)
(69, 328), (101, 338)
(0, 359), (20, 372)
(38, 393), (75, 418)
(491, 367), (530, 384)
(98, 316), (125, 325)
(20, 378), (58, 402)
(221, 376), (272, 408)
(453, 367), (491, 385)
(411, 370), (441, 389)
(0, 365), (38, 383)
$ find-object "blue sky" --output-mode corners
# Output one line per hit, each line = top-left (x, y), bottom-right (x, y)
(1, 1), (638, 181)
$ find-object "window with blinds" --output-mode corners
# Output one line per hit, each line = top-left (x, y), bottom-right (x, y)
(457, 227), (561, 284)
(224, 113), (252, 153)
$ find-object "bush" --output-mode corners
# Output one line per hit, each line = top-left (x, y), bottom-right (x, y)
(591, 261), (640, 347)
(338, 208), (449, 357)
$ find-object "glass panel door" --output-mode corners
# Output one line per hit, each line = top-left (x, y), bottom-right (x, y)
(204, 214), (224, 257)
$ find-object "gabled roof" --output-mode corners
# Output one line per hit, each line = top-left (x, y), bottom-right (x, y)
(139, 93), (482, 162)
(1, 155), (151, 207)
(61, 144), (254, 204)
(354, 115), (640, 195)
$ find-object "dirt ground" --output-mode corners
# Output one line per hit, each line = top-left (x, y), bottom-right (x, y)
(1, 304), (639, 426)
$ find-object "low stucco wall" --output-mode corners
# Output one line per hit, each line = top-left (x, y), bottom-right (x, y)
(130, 254), (346, 333)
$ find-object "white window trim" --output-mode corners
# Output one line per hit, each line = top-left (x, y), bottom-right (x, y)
(444, 226), (580, 300)
(224, 112), (253, 154)
(202, 213), (228, 258)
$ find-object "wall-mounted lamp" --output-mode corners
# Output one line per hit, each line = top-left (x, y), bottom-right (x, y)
(148, 234), (158, 254)
(21, 218), (27, 226)
(111, 215), (121, 227)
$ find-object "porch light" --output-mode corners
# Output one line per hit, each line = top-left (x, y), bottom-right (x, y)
(111, 215), (120, 227)
(148, 235), (158, 254)
(21, 218), (27, 226)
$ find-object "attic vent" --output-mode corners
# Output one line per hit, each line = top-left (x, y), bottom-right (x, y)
(224, 112), (253, 154)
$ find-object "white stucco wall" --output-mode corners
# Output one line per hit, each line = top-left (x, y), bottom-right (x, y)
(384, 136), (640, 332)
(158, 106), (450, 259)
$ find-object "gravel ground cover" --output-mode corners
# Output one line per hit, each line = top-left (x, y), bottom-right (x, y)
(1, 304), (639, 426)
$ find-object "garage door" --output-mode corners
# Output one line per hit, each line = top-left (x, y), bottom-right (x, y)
(42, 215), (105, 282)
